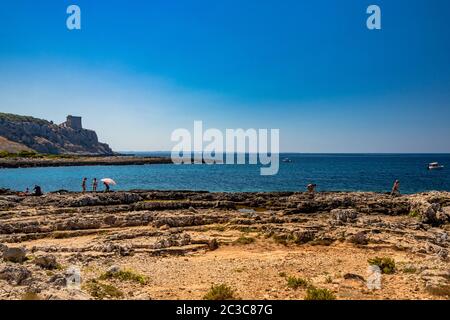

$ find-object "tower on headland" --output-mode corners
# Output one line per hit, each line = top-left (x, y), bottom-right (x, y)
(62, 115), (82, 130)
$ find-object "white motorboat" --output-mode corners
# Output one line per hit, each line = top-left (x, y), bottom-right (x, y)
(428, 162), (444, 170)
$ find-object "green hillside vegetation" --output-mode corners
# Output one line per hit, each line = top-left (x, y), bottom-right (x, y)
(0, 112), (51, 126)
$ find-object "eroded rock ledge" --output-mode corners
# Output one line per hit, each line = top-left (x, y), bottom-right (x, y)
(0, 189), (449, 300)
(0, 156), (173, 168)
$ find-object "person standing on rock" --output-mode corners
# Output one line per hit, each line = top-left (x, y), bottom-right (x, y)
(82, 177), (87, 193)
(391, 180), (400, 196)
(103, 181), (110, 192)
(307, 183), (317, 199)
(92, 178), (98, 192)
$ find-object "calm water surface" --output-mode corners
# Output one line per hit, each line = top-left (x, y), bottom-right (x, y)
(0, 154), (449, 194)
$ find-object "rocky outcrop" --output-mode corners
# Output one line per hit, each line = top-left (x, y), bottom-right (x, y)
(331, 209), (358, 222)
(0, 113), (113, 155)
(409, 195), (450, 226)
(421, 269), (450, 296)
(0, 264), (31, 285)
(33, 255), (59, 270)
(2, 247), (27, 263)
(0, 136), (34, 153)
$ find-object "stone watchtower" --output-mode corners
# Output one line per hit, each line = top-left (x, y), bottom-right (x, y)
(63, 115), (82, 130)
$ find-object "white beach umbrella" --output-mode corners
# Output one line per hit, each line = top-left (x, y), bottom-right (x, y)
(101, 178), (117, 185)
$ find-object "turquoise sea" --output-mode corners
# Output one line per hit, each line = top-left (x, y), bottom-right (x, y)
(0, 153), (449, 194)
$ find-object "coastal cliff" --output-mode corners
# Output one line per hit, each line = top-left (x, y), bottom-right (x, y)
(0, 113), (113, 155)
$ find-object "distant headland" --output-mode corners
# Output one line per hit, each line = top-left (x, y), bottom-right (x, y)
(0, 113), (172, 168)
(0, 113), (113, 155)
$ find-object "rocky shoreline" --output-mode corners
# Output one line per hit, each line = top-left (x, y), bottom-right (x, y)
(0, 156), (173, 169)
(0, 189), (449, 300)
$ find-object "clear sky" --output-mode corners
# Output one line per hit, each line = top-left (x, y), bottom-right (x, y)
(0, 0), (449, 152)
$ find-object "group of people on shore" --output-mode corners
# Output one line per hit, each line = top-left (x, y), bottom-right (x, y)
(81, 177), (111, 192)
(20, 179), (401, 197)
(20, 178), (112, 197)
(21, 185), (43, 196)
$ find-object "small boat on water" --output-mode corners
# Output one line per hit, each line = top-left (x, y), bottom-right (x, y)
(282, 158), (292, 163)
(428, 162), (444, 170)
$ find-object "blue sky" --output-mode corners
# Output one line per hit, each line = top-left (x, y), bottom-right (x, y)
(0, 0), (449, 152)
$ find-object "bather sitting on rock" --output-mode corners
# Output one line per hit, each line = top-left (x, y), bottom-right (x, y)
(32, 185), (43, 196)
(18, 187), (30, 196)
